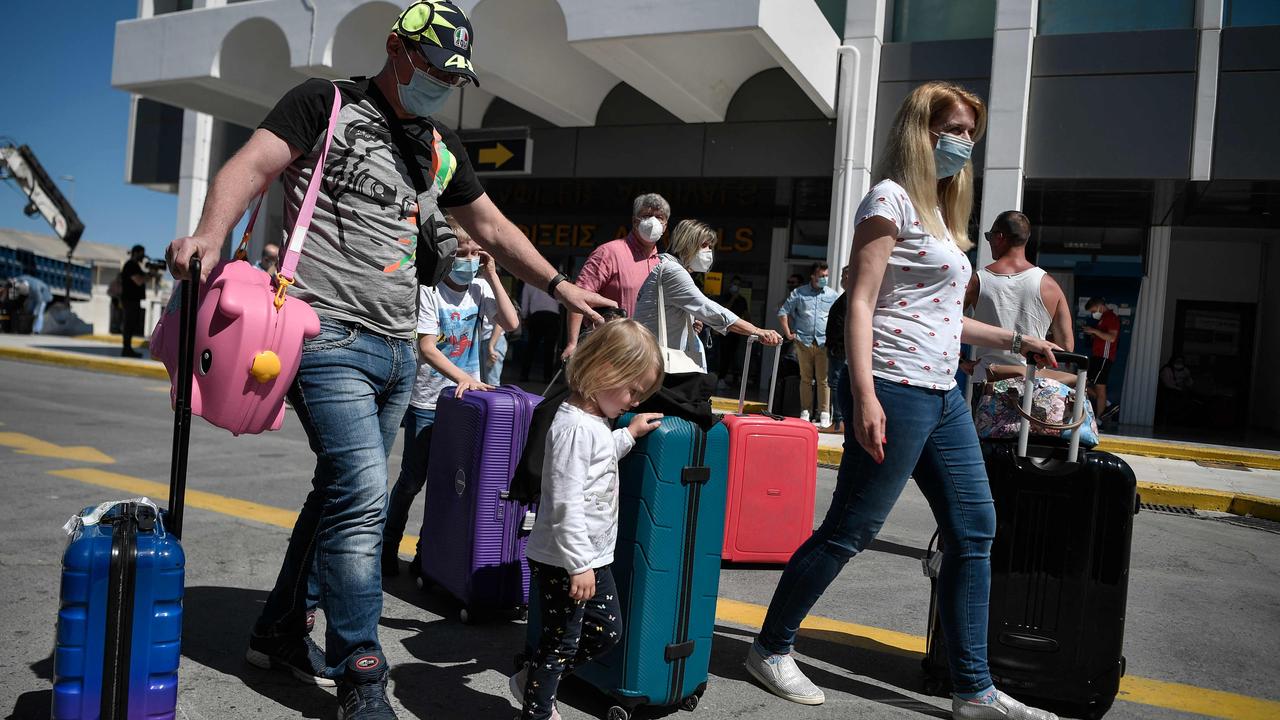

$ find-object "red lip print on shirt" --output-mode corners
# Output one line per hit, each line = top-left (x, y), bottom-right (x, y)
(942, 264), (950, 270)
(908, 346), (917, 352)
(924, 365), (932, 371)
(899, 301), (908, 306)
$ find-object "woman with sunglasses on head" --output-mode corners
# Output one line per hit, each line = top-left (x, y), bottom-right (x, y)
(743, 82), (1062, 720)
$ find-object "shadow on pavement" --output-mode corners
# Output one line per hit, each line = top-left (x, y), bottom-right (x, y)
(183, 585), (333, 718)
(8, 654), (53, 719)
(381, 571), (527, 719)
(712, 625), (948, 718)
(7, 690), (50, 720)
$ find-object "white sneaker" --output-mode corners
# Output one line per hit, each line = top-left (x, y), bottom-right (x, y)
(818, 411), (831, 428)
(744, 642), (825, 705)
(952, 689), (1058, 720)
(509, 664), (561, 719)
(799, 410), (811, 423)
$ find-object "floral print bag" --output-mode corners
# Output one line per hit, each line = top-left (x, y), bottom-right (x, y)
(974, 376), (1099, 448)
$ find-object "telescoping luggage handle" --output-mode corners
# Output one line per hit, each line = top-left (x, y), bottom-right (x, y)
(167, 256), (200, 539)
(1016, 350), (1090, 463)
(735, 335), (784, 416)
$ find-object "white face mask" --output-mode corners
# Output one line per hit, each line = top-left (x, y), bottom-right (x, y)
(1091, 311), (1103, 320)
(636, 216), (664, 244)
(688, 248), (714, 273)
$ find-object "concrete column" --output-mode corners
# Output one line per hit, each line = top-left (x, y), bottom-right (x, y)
(826, 0), (885, 279)
(174, 109), (213, 241)
(767, 178), (793, 331)
(977, 0), (1038, 268)
(1190, 0), (1224, 181)
(1121, 226), (1172, 427)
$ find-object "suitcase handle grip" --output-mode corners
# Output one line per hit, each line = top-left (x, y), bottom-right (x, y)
(1016, 348), (1088, 464)
(167, 256), (200, 539)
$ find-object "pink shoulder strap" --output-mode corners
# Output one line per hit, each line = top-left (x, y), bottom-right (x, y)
(279, 82), (343, 282)
(236, 82), (342, 283)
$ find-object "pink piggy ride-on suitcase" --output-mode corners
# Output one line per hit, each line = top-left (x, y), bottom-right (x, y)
(418, 385), (542, 623)
(720, 336), (819, 564)
(150, 84), (343, 436)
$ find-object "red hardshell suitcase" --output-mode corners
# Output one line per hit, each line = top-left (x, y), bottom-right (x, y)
(721, 337), (818, 564)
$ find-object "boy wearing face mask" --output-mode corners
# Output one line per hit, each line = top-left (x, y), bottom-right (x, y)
(778, 262), (840, 427)
(563, 193), (671, 359)
(383, 215), (519, 578)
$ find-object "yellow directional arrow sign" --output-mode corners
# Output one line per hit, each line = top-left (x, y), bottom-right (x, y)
(0, 432), (115, 464)
(477, 142), (514, 169)
(462, 135), (531, 175)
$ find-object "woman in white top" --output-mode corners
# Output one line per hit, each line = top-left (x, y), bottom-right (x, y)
(633, 219), (781, 371)
(745, 82), (1061, 720)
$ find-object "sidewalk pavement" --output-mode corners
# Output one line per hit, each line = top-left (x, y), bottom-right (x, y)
(2, 331), (1277, 520)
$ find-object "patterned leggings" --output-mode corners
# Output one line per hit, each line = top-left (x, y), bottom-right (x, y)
(522, 562), (622, 720)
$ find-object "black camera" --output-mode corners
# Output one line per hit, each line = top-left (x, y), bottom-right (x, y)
(145, 259), (167, 273)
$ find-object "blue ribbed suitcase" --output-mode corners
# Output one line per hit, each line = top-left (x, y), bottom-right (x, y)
(54, 503), (185, 719)
(52, 259), (199, 720)
(525, 415), (728, 719)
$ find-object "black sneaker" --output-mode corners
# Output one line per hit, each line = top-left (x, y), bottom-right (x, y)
(337, 653), (398, 720)
(245, 631), (334, 687)
(1100, 403), (1121, 421)
(121, 348), (142, 359)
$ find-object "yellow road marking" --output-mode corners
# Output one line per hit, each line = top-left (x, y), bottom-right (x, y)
(46, 468), (1280, 719)
(0, 432), (115, 464)
(46, 467), (423, 557)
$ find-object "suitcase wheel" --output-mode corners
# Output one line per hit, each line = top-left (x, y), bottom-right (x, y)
(680, 693), (699, 711)
(607, 706), (630, 720)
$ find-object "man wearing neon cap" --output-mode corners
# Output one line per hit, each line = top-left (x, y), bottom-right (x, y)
(164, 2), (614, 717)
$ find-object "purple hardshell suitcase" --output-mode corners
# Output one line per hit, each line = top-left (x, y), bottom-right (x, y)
(419, 385), (542, 622)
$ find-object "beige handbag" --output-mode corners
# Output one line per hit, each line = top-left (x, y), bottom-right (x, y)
(655, 268), (705, 375)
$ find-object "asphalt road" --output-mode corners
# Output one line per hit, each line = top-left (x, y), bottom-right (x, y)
(1, 359), (1277, 719)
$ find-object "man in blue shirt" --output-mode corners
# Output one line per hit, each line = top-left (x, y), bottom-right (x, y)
(778, 261), (839, 427)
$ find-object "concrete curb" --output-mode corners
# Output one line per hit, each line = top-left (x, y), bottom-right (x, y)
(73, 333), (148, 348)
(1095, 436), (1280, 471)
(710, 397), (767, 414)
(0, 345), (167, 381)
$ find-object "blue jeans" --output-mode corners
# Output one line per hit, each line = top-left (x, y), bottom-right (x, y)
(826, 356), (847, 424)
(483, 333), (507, 386)
(253, 318), (415, 671)
(757, 369), (996, 695)
(383, 405), (436, 557)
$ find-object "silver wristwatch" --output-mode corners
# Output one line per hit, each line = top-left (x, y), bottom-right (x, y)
(1011, 332), (1023, 355)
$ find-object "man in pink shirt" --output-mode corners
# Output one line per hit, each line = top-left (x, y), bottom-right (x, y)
(563, 193), (670, 358)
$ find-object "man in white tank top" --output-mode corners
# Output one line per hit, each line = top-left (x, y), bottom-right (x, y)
(963, 211), (1073, 383)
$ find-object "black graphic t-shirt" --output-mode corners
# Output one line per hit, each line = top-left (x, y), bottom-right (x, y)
(259, 78), (484, 338)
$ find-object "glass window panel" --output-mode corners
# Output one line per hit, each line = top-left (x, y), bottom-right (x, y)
(891, 0), (996, 42)
(1227, 0), (1280, 27)
(1038, 0), (1194, 35)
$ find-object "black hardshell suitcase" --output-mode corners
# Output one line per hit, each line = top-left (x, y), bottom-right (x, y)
(922, 352), (1139, 719)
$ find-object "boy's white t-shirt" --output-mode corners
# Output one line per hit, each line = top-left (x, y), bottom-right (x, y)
(854, 178), (972, 391)
(411, 280), (498, 410)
